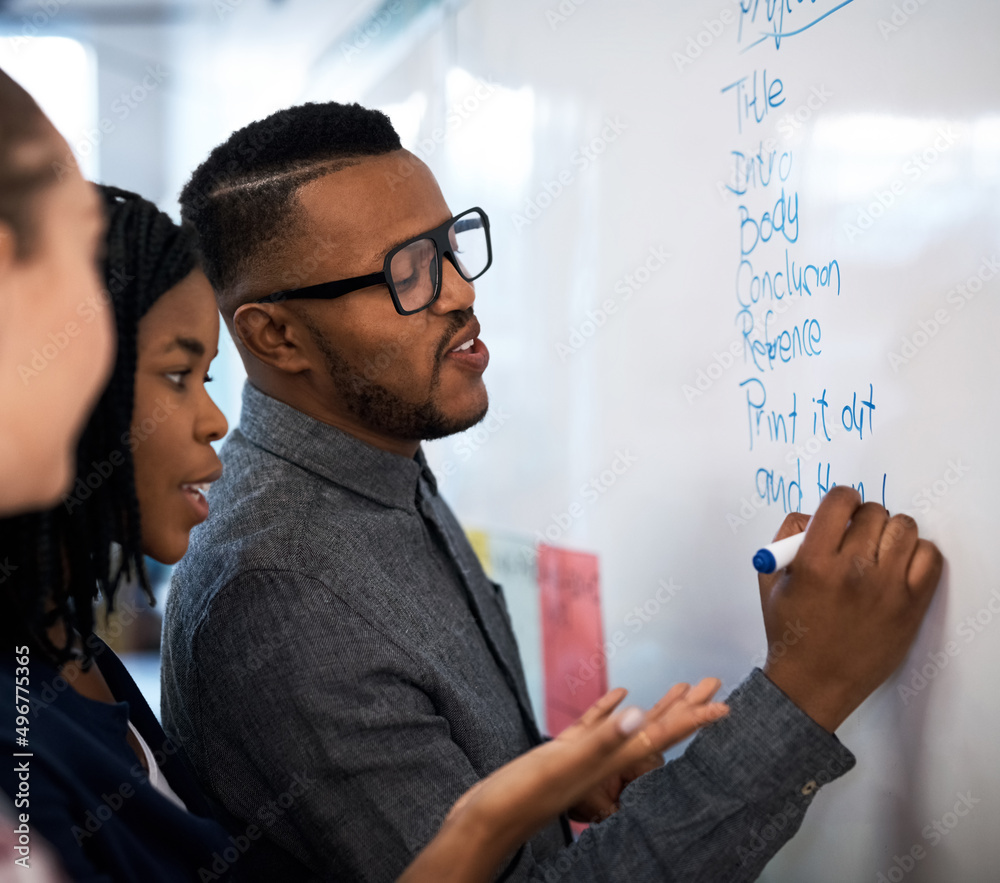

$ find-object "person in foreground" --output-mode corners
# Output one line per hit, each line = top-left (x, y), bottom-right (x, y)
(162, 99), (943, 881)
(0, 65), (113, 883)
(0, 68), (114, 514)
(0, 184), (728, 881)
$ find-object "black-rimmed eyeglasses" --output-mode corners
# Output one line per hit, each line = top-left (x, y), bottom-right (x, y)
(254, 207), (492, 316)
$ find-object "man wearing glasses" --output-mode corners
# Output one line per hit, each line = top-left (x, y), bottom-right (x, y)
(162, 101), (940, 882)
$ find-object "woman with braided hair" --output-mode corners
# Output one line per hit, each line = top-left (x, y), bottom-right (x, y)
(0, 184), (238, 880)
(1, 183), (726, 881)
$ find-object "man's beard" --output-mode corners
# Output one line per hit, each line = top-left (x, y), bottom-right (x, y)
(305, 319), (488, 443)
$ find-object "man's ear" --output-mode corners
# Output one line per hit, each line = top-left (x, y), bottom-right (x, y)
(232, 302), (314, 374)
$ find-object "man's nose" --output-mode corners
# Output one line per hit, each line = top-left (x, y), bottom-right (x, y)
(429, 256), (476, 314)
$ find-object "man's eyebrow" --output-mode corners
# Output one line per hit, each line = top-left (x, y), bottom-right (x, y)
(375, 217), (448, 263)
(162, 336), (205, 357)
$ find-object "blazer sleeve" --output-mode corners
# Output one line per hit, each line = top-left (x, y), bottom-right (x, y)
(184, 569), (491, 881)
(520, 668), (856, 882)
(178, 565), (854, 883)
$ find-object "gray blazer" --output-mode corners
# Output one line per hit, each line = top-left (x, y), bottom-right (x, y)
(161, 382), (854, 882)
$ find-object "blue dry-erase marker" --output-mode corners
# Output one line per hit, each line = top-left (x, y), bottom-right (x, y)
(752, 531), (807, 574)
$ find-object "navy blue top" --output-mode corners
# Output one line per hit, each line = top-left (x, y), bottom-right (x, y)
(2, 637), (240, 882)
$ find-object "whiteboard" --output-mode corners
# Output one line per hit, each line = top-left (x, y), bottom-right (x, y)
(328, 0), (1000, 879)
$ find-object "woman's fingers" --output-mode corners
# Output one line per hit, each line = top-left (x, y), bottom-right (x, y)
(644, 676), (721, 725)
(692, 702), (730, 725)
(684, 677), (723, 705)
(573, 687), (629, 730)
(629, 677), (728, 756)
(444, 677), (731, 847)
(643, 683), (690, 723)
(567, 679), (724, 745)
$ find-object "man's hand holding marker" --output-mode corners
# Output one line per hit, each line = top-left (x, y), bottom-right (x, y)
(754, 486), (943, 733)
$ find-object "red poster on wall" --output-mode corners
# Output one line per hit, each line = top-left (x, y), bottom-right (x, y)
(537, 544), (606, 736)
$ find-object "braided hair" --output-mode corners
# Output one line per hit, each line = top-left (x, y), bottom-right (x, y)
(0, 185), (199, 667)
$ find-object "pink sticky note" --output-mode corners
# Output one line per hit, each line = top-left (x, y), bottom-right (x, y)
(537, 544), (606, 736)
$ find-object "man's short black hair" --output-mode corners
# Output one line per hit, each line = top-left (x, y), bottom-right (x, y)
(179, 101), (402, 314)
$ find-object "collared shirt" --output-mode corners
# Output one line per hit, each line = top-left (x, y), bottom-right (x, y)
(161, 381), (856, 883)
